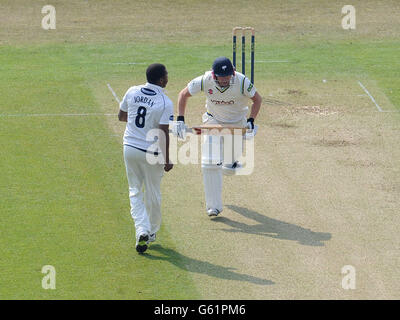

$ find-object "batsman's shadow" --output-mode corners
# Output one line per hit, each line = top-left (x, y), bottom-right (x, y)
(144, 244), (274, 286)
(213, 205), (331, 246)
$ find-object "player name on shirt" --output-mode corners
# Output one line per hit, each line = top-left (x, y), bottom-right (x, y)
(210, 99), (235, 105)
(134, 95), (155, 107)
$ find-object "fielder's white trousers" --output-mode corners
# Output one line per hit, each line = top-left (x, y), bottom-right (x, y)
(123, 145), (164, 238)
(201, 113), (246, 212)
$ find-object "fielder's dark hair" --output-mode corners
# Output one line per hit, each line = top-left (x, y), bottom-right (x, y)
(146, 63), (167, 85)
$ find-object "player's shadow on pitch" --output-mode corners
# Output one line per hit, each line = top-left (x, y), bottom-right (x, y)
(145, 244), (274, 286)
(214, 205), (331, 246)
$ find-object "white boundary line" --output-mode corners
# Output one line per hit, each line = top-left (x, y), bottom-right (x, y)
(357, 81), (383, 112)
(0, 113), (117, 117)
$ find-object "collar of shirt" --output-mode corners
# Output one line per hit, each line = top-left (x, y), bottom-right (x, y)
(145, 82), (164, 92)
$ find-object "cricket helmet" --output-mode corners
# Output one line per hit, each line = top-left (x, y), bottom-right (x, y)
(212, 57), (234, 77)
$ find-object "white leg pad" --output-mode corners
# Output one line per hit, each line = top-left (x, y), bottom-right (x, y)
(201, 134), (223, 165)
(201, 164), (223, 212)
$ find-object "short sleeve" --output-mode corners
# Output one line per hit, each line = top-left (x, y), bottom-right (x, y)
(242, 77), (257, 98)
(187, 75), (204, 96)
(119, 88), (130, 112)
(159, 98), (174, 125)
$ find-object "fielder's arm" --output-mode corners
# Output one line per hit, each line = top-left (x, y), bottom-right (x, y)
(118, 110), (127, 122)
(159, 124), (173, 172)
(248, 91), (262, 120)
(177, 87), (192, 117)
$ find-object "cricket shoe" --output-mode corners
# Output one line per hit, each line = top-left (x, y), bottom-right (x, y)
(222, 161), (243, 176)
(136, 234), (149, 253)
(207, 208), (222, 217)
(147, 233), (156, 244)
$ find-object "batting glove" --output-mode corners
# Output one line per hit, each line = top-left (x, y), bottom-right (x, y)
(246, 118), (255, 130)
(245, 118), (258, 140)
(171, 116), (187, 140)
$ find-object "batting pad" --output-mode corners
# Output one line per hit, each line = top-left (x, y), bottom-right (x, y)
(201, 164), (223, 212)
(201, 134), (223, 165)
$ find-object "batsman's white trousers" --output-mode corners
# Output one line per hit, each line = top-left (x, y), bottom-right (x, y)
(123, 145), (164, 237)
(201, 113), (246, 211)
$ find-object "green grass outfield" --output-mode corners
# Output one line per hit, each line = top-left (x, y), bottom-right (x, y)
(0, 0), (399, 299)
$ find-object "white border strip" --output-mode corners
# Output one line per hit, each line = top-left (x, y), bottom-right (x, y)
(107, 83), (121, 104)
(357, 81), (383, 112)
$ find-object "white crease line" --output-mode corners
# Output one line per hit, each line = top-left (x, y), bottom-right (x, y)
(357, 81), (383, 112)
(0, 113), (117, 117)
(110, 62), (146, 65)
(255, 60), (290, 63)
(107, 83), (121, 104)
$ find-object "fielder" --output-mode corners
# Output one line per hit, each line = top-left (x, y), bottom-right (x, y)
(172, 57), (262, 217)
(118, 63), (173, 253)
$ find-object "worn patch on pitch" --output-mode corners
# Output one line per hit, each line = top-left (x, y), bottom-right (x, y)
(293, 105), (339, 116)
(312, 138), (357, 147)
(269, 121), (298, 129)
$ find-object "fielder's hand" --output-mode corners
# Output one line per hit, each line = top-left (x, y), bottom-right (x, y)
(164, 163), (174, 172)
(171, 116), (186, 140)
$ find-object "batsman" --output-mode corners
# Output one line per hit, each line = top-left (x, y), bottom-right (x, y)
(172, 56), (262, 217)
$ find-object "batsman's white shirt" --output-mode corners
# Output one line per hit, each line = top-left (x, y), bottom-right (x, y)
(187, 71), (257, 123)
(120, 83), (173, 151)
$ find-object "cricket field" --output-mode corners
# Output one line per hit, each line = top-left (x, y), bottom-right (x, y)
(0, 0), (399, 299)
